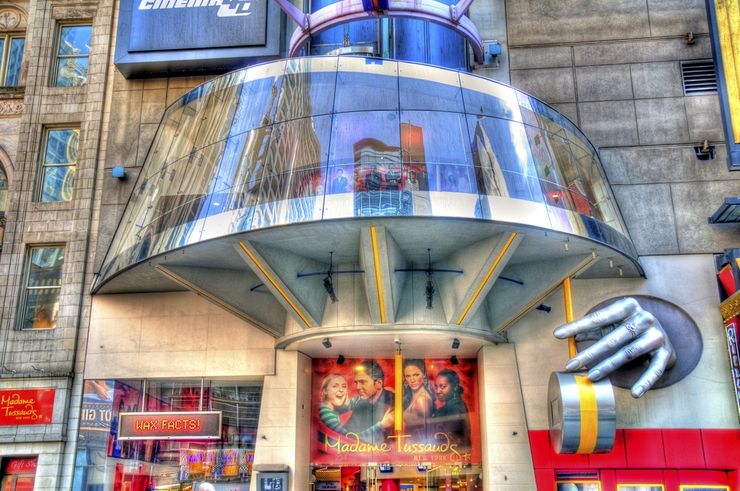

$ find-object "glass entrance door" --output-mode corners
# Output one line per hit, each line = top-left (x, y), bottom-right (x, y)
(313, 464), (483, 491)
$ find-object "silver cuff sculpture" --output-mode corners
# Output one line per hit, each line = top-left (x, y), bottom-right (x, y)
(548, 296), (677, 454)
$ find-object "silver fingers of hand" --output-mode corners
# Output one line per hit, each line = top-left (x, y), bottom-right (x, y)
(563, 309), (655, 371)
(553, 297), (641, 339)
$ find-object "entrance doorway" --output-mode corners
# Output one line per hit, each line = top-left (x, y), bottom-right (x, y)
(312, 464), (483, 491)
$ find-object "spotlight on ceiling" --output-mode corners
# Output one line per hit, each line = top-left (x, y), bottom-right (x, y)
(337, 354), (345, 365)
(451, 338), (460, 350)
(450, 355), (459, 365)
(322, 338), (332, 349)
(535, 303), (552, 313)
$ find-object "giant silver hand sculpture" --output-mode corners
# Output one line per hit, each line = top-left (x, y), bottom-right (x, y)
(554, 297), (677, 398)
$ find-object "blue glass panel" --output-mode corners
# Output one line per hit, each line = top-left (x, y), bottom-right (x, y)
(399, 76), (463, 112)
(58, 25), (92, 55)
(400, 111), (471, 165)
(45, 129), (78, 164)
(230, 76), (284, 135)
(6, 37), (24, 86)
(41, 165), (76, 202)
(329, 111), (401, 166)
(335, 72), (398, 112)
(56, 57), (89, 87)
(467, 116), (543, 202)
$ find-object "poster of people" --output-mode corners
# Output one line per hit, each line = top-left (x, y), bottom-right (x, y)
(311, 357), (480, 465)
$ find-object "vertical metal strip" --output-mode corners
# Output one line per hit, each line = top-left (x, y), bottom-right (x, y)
(574, 374), (598, 454)
(394, 353), (403, 433)
(370, 226), (387, 323)
(563, 276), (577, 358)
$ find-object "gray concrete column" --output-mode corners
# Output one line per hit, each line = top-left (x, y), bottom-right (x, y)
(477, 344), (536, 491)
(251, 351), (312, 491)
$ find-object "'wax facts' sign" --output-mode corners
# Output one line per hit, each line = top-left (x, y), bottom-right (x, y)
(118, 411), (222, 440)
(0, 389), (55, 425)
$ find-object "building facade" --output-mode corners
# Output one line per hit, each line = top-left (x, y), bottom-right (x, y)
(0, 0), (737, 491)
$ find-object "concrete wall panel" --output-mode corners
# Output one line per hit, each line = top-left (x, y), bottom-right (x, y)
(578, 100), (639, 146)
(612, 183), (679, 254)
(630, 61), (683, 99)
(575, 64), (633, 102)
(85, 292), (276, 378)
(510, 67), (575, 103)
(507, 0), (650, 45)
(635, 97), (690, 144)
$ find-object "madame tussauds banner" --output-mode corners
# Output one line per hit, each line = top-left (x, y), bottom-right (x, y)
(310, 357), (480, 465)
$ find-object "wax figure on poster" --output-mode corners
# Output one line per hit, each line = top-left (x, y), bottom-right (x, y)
(311, 357), (480, 465)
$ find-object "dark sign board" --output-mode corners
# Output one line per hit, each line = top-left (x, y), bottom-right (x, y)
(118, 411), (222, 440)
(115, 0), (281, 77)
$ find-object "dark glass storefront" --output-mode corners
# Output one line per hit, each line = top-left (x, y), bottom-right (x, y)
(73, 379), (261, 491)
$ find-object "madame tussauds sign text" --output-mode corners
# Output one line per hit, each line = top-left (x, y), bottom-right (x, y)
(311, 357), (481, 465)
(118, 411), (222, 440)
(0, 389), (55, 425)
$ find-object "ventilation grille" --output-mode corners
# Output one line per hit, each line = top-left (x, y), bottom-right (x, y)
(681, 59), (718, 95)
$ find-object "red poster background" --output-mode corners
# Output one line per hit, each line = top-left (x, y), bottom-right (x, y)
(310, 357), (481, 465)
(0, 388), (55, 426)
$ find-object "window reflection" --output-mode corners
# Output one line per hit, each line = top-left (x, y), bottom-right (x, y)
(468, 116), (542, 202)
(99, 60), (633, 280)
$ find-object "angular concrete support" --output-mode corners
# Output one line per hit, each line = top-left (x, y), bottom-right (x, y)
(437, 231), (522, 326)
(478, 344), (536, 490)
(251, 351), (312, 491)
(235, 240), (322, 329)
(489, 253), (599, 334)
(359, 225), (407, 324)
(155, 264), (286, 337)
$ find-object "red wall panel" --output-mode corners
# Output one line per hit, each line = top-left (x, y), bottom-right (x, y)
(624, 429), (667, 468)
(702, 429), (740, 469)
(529, 430), (553, 469)
(589, 430), (627, 469)
(662, 429), (705, 469)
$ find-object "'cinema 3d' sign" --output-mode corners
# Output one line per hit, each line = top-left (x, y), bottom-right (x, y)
(114, 0), (281, 77)
(0, 388), (55, 425)
(118, 411), (222, 440)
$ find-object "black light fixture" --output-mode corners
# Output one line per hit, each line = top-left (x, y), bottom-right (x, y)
(451, 338), (460, 350)
(450, 355), (459, 365)
(337, 354), (345, 365)
(323, 252), (338, 303)
(425, 249), (435, 309)
(322, 338), (332, 349)
(536, 303), (552, 313)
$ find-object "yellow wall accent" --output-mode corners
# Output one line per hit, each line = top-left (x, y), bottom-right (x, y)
(455, 232), (518, 325)
(394, 353), (403, 433)
(716, 0), (740, 143)
(574, 374), (599, 454)
(370, 226), (387, 323)
(237, 241), (313, 328)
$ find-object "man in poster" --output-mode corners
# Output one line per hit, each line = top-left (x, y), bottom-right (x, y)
(344, 360), (394, 444)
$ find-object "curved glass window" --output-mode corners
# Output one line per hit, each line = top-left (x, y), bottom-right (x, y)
(99, 57), (634, 285)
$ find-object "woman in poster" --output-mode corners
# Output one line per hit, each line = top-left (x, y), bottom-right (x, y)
(430, 368), (471, 448)
(402, 359), (433, 441)
(318, 373), (350, 433)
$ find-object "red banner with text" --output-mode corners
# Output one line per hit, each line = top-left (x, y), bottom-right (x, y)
(0, 388), (55, 426)
(310, 357), (480, 465)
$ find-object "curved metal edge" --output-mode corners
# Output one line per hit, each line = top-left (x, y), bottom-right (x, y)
(286, 0), (484, 61)
(274, 324), (502, 350)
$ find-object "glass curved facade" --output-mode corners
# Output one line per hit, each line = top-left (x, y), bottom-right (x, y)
(99, 56), (634, 285)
